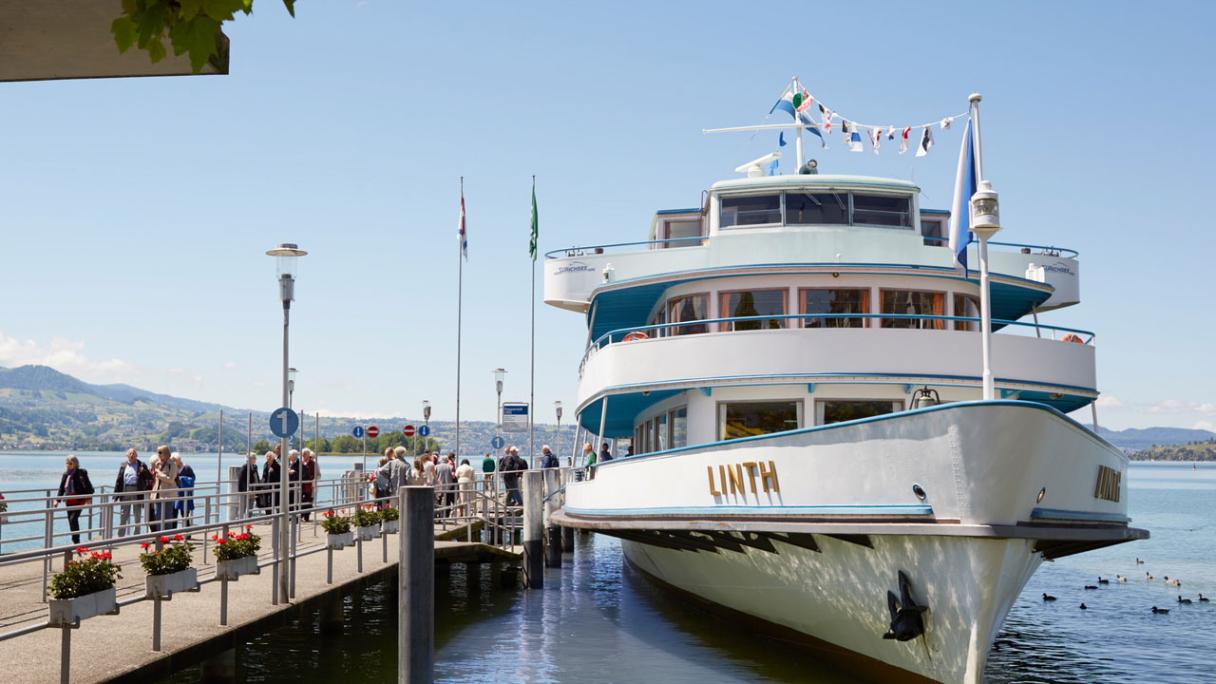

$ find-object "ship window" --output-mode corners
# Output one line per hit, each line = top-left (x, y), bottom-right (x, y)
(720, 401), (801, 441)
(785, 192), (849, 225)
(668, 293), (709, 336)
(818, 400), (903, 425)
(880, 289), (945, 329)
(800, 288), (870, 328)
(720, 194), (781, 228)
(662, 219), (703, 247)
(921, 214), (947, 246)
(671, 407), (688, 448)
(655, 413), (669, 451)
(853, 194), (912, 228)
(719, 289), (786, 331)
(953, 294), (980, 331)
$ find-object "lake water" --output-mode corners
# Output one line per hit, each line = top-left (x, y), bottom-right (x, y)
(4, 455), (1212, 682)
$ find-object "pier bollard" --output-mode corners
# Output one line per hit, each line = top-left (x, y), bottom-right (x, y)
(522, 471), (544, 588)
(398, 486), (434, 684)
(543, 469), (562, 569)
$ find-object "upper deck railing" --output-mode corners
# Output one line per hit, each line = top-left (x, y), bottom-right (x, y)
(545, 234), (1079, 260)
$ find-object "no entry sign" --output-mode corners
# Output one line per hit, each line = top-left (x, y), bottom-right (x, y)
(403, 425), (416, 437)
(367, 425), (380, 439)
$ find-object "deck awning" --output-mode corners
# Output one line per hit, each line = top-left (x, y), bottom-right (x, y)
(0, 1), (229, 82)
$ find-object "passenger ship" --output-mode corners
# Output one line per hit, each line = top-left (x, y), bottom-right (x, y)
(544, 93), (1146, 683)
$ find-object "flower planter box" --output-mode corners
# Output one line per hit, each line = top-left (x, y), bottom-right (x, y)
(356, 524), (379, 541)
(145, 568), (198, 599)
(48, 587), (118, 626)
(216, 555), (260, 581)
(326, 531), (354, 550)
(381, 519), (400, 534)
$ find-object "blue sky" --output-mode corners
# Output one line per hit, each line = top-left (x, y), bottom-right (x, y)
(0, 1), (1211, 431)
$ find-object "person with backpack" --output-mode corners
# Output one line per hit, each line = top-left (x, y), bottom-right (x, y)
(501, 447), (527, 508)
(172, 453), (196, 533)
(56, 455), (94, 544)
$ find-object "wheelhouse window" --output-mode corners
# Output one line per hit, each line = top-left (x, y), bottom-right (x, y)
(800, 288), (869, 328)
(662, 218), (704, 247)
(786, 192), (849, 225)
(880, 289), (945, 329)
(720, 194), (781, 228)
(719, 289), (786, 331)
(720, 401), (801, 441)
(953, 293), (980, 331)
(852, 194), (912, 228)
(818, 400), (903, 425)
(667, 293), (708, 336)
(921, 214), (947, 246)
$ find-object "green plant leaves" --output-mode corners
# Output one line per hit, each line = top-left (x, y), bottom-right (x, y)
(111, 17), (137, 53)
(111, 0), (296, 73)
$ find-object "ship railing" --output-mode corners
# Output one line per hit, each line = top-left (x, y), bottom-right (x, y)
(544, 235), (706, 259)
(580, 313), (1096, 373)
(920, 234), (1079, 258)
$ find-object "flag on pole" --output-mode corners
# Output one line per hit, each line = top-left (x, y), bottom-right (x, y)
(771, 85), (824, 145)
(459, 186), (468, 260)
(915, 126), (934, 157)
(529, 178), (539, 262)
(948, 118), (977, 271)
(779, 131), (786, 147)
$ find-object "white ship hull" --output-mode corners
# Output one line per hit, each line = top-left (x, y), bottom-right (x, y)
(556, 401), (1144, 683)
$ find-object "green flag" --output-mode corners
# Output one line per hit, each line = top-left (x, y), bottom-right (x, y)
(529, 178), (539, 262)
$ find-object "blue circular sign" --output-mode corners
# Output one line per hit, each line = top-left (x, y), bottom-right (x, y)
(491, 435), (505, 450)
(418, 424), (431, 437)
(352, 426), (365, 439)
(269, 407), (300, 439)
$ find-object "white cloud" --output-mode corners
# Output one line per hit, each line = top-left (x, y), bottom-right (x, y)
(1193, 420), (1216, 432)
(1149, 399), (1216, 416)
(223, 361), (239, 370)
(1096, 395), (1124, 408)
(0, 331), (133, 383)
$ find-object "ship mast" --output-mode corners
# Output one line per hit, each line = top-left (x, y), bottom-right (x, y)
(703, 76), (813, 170)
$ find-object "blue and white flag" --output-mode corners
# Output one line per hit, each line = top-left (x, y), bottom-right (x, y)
(770, 86), (825, 145)
(948, 118), (977, 271)
(779, 131), (786, 147)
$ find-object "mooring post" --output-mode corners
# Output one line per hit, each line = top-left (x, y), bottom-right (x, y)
(522, 471), (544, 588)
(398, 486), (434, 684)
(543, 468), (562, 568)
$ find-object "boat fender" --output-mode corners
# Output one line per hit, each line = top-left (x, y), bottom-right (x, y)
(1061, 333), (1085, 344)
(882, 570), (929, 642)
(623, 331), (649, 342)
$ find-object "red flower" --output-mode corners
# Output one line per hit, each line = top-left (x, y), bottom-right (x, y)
(211, 534), (219, 541)
(245, 524), (253, 530)
(217, 538), (226, 545)
(158, 536), (169, 544)
(140, 543), (151, 550)
(173, 534), (184, 542)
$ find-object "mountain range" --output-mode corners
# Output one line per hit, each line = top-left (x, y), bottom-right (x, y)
(0, 364), (1209, 457)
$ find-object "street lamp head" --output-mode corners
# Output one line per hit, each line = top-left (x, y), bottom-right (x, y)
(555, 400), (563, 421)
(969, 180), (1001, 238)
(493, 368), (506, 395)
(266, 243), (307, 278)
(288, 367), (298, 383)
(422, 400), (432, 421)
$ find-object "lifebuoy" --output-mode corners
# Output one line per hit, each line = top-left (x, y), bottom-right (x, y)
(1061, 333), (1085, 344)
(623, 331), (649, 342)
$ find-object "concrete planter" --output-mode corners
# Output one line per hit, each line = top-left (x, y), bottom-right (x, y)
(145, 568), (198, 599)
(48, 586), (118, 626)
(356, 524), (379, 541)
(326, 531), (354, 549)
(381, 519), (400, 534)
(216, 555), (260, 581)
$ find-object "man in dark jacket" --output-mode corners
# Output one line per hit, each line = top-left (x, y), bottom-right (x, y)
(501, 447), (527, 507)
(262, 451), (282, 513)
(600, 442), (614, 463)
(540, 445), (559, 469)
(237, 453), (260, 519)
(56, 455), (94, 544)
(113, 448), (151, 537)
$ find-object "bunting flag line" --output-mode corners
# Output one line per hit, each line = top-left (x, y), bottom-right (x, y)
(899, 127), (911, 154)
(869, 127), (882, 154)
(916, 126), (934, 157)
(770, 85), (825, 145)
(847, 124), (864, 153)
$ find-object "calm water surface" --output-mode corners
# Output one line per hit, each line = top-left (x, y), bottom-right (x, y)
(6, 456), (1212, 682)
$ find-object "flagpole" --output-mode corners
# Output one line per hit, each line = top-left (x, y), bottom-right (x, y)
(529, 175), (537, 465)
(969, 93), (996, 402)
(455, 176), (464, 458)
(792, 76), (804, 170)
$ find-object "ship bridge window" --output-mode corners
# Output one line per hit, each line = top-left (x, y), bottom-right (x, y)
(853, 194), (912, 227)
(720, 289), (786, 331)
(786, 192), (849, 225)
(720, 194), (781, 228)
(880, 289), (945, 329)
(817, 400), (903, 425)
(661, 219), (704, 247)
(720, 401), (802, 441)
(800, 288), (869, 328)
(667, 293), (709, 336)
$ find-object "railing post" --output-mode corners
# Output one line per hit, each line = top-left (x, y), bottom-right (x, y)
(356, 516), (363, 574)
(398, 486), (434, 684)
(522, 471), (544, 588)
(43, 504), (53, 603)
(220, 523), (230, 626)
(271, 516), (280, 605)
(290, 514), (298, 599)
(203, 496), (211, 565)
(152, 537), (164, 651)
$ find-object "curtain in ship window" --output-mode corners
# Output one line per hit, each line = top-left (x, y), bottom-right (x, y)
(953, 294), (980, 331)
(800, 288), (869, 328)
(668, 294), (708, 335)
(880, 290), (944, 329)
(719, 290), (786, 331)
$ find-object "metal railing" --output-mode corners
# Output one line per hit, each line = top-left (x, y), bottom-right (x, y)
(921, 234), (1079, 258)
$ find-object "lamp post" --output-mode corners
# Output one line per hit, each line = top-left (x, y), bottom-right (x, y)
(554, 400), (563, 465)
(421, 400), (431, 455)
(494, 368), (506, 458)
(267, 242), (306, 605)
(970, 180), (1001, 401)
(288, 367), (298, 449)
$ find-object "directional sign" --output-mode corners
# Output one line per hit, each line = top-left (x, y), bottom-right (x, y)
(418, 424), (430, 437)
(352, 426), (364, 439)
(501, 402), (529, 432)
(402, 425), (416, 437)
(367, 425), (380, 439)
(269, 407), (300, 439)
(491, 435), (505, 450)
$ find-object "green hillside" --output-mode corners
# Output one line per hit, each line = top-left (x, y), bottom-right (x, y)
(1129, 440), (1216, 462)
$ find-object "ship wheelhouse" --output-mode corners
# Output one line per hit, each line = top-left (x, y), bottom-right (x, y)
(544, 173), (1091, 458)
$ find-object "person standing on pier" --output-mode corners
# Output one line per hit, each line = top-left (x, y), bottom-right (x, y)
(422, 452), (436, 486)
(261, 450), (282, 513)
(300, 449), (318, 521)
(287, 450), (301, 513)
(148, 446), (179, 532)
(435, 453), (455, 517)
(540, 445), (559, 469)
(55, 455), (94, 544)
(237, 453), (260, 519)
(113, 448), (151, 537)
(456, 458), (476, 516)
(389, 446), (409, 492)
(501, 446), (526, 508)
(172, 453), (196, 533)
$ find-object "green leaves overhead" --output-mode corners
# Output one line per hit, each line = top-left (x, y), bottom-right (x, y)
(111, 0), (294, 73)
